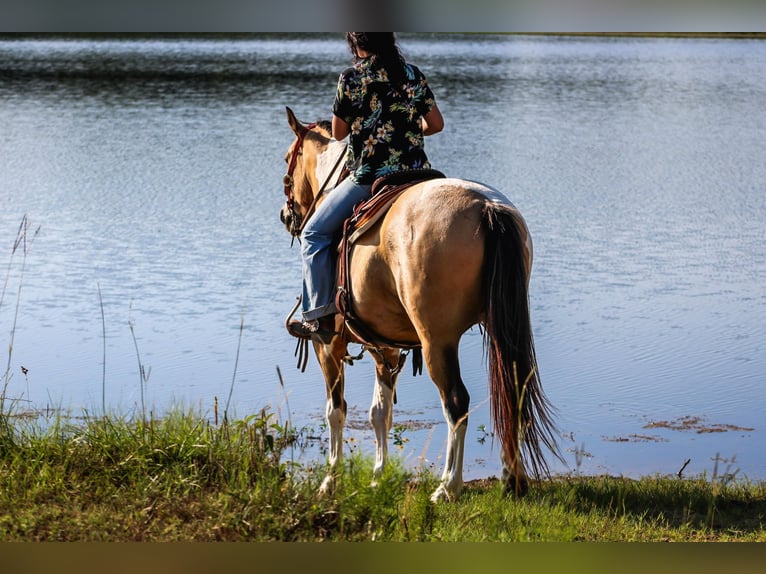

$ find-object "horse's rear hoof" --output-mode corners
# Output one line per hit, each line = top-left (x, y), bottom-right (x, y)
(430, 485), (451, 503)
(430, 482), (462, 503)
(503, 474), (529, 498)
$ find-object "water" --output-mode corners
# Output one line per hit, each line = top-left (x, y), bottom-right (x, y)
(1, 33), (764, 481)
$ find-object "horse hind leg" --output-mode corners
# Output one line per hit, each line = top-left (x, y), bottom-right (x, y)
(501, 450), (530, 497)
(368, 348), (402, 485)
(424, 343), (470, 503)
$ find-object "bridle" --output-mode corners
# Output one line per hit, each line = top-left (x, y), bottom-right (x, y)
(283, 122), (317, 239)
(282, 122), (347, 241)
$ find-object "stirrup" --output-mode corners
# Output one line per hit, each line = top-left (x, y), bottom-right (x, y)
(284, 296), (336, 345)
(287, 319), (335, 345)
(287, 319), (322, 339)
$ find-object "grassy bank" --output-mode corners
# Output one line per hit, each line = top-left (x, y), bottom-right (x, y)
(0, 408), (764, 541)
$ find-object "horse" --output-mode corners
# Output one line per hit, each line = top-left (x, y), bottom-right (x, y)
(279, 106), (560, 502)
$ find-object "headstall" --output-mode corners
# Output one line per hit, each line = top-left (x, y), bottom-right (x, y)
(283, 122), (347, 241)
(282, 122), (317, 238)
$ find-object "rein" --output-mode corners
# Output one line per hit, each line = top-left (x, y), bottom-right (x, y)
(298, 147), (346, 236)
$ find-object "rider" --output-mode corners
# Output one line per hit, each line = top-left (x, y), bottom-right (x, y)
(287, 32), (444, 341)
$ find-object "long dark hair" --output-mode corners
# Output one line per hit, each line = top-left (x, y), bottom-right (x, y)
(345, 32), (408, 88)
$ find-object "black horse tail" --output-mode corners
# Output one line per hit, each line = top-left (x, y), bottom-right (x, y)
(481, 203), (561, 489)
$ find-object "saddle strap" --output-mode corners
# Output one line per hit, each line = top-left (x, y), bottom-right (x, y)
(335, 171), (445, 367)
(335, 183), (413, 340)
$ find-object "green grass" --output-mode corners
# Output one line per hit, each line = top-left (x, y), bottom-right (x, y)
(1, 408), (764, 541)
(2, 218), (765, 541)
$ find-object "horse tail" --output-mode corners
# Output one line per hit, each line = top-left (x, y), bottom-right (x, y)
(481, 203), (560, 483)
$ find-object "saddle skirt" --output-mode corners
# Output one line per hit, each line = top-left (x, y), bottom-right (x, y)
(335, 169), (445, 358)
(343, 171), (431, 245)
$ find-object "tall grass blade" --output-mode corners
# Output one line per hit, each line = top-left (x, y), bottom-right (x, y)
(224, 305), (246, 421)
(127, 305), (150, 431)
(2, 216), (40, 415)
(98, 283), (107, 416)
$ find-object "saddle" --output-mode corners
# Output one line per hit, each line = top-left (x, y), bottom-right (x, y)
(335, 168), (445, 374)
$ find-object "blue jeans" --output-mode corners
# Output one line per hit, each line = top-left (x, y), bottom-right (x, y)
(300, 178), (372, 321)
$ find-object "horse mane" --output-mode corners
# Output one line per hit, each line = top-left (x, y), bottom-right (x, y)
(313, 119), (333, 137)
(300, 120), (333, 149)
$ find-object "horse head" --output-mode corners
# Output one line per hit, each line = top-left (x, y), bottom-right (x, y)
(280, 107), (337, 237)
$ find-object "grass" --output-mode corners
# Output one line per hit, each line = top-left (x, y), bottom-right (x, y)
(2, 218), (765, 542)
(0, 407), (765, 541)
(1, 215), (40, 415)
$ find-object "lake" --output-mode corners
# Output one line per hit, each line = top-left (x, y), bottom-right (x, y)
(1, 33), (764, 481)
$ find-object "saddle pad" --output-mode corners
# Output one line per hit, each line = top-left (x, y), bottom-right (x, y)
(347, 170), (446, 245)
(347, 186), (406, 244)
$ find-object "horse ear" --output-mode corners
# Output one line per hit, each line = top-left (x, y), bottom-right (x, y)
(286, 106), (304, 137)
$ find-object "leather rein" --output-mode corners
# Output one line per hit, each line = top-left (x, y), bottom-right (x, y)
(282, 122), (346, 241)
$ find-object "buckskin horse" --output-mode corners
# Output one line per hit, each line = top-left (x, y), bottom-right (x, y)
(279, 107), (559, 501)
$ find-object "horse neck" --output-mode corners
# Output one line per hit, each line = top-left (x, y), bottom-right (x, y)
(314, 138), (346, 189)
(301, 138), (346, 210)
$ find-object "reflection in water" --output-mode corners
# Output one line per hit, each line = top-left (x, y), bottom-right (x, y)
(1, 34), (765, 480)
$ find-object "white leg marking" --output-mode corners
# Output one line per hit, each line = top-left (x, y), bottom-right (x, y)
(319, 397), (345, 495)
(369, 374), (395, 481)
(431, 412), (467, 503)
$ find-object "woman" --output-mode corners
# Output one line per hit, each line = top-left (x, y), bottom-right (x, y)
(288, 32), (444, 341)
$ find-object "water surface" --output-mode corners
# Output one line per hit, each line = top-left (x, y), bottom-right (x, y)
(1, 34), (764, 480)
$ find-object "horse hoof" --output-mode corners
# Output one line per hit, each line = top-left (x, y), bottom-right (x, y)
(430, 483), (461, 503)
(503, 474), (529, 498)
(430, 485), (450, 503)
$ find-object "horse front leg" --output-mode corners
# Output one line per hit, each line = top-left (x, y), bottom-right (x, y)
(368, 348), (402, 484)
(314, 337), (348, 495)
(320, 393), (345, 494)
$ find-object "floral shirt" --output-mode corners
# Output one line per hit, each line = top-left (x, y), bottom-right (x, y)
(332, 58), (437, 185)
